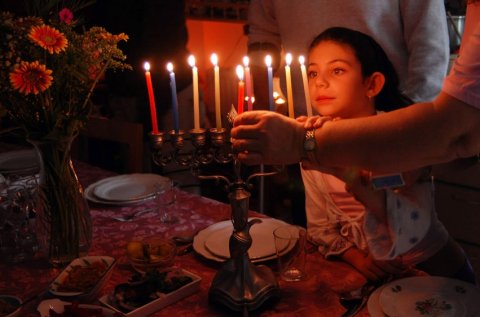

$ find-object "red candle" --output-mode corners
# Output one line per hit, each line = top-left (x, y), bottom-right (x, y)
(143, 62), (158, 134)
(236, 65), (245, 114)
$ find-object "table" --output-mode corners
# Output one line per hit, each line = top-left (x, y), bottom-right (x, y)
(0, 161), (372, 316)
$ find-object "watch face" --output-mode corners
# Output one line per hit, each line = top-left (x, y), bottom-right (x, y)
(304, 139), (315, 151)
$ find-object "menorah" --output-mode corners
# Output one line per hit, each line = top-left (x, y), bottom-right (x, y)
(149, 127), (281, 313)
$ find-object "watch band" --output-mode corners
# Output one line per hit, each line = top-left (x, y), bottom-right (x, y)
(303, 129), (317, 163)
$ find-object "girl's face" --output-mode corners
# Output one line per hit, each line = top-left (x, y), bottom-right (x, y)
(308, 41), (376, 119)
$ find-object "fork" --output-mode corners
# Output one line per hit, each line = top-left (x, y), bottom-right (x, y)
(112, 208), (155, 222)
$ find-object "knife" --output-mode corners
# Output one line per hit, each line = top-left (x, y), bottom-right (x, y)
(341, 282), (380, 317)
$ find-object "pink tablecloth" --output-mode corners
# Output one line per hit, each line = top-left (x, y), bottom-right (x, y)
(0, 161), (372, 316)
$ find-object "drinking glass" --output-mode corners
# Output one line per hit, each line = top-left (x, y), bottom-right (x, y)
(273, 225), (308, 281)
(155, 180), (179, 224)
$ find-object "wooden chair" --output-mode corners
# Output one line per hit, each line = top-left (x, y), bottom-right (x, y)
(73, 116), (144, 173)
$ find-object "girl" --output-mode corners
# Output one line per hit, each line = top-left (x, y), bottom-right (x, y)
(302, 27), (476, 284)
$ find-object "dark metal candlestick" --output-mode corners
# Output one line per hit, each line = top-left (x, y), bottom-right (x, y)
(149, 128), (280, 313)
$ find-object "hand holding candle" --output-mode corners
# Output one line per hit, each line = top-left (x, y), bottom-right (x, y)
(236, 65), (245, 114)
(143, 62), (158, 134)
(211, 53), (222, 129)
(265, 55), (274, 112)
(188, 55), (200, 130)
(299, 55), (313, 117)
(166, 62), (180, 133)
(285, 53), (294, 118)
(243, 56), (253, 111)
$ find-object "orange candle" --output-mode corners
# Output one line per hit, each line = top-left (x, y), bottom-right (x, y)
(143, 62), (158, 134)
(285, 53), (294, 118)
(236, 65), (245, 114)
(211, 53), (222, 129)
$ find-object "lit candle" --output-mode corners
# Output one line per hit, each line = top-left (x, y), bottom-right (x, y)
(285, 53), (294, 118)
(188, 55), (200, 130)
(211, 53), (222, 129)
(143, 62), (158, 134)
(265, 55), (274, 111)
(166, 62), (179, 133)
(243, 56), (253, 111)
(236, 65), (245, 114)
(299, 55), (313, 117)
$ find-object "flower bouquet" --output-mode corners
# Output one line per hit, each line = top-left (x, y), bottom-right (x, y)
(0, 0), (131, 265)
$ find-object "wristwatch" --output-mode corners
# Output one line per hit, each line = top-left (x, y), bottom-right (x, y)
(303, 129), (317, 162)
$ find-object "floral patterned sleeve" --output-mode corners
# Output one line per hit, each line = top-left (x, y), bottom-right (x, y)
(363, 181), (434, 260)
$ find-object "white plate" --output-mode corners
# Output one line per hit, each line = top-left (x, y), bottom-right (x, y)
(85, 174), (170, 205)
(38, 299), (116, 317)
(0, 149), (38, 174)
(193, 217), (291, 262)
(49, 255), (116, 302)
(376, 276), (480, 317)
(99, 268), (201, 317)
(368, 284), (388, 317)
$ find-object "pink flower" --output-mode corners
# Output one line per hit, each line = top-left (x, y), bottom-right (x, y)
(59, 8), (73, 24)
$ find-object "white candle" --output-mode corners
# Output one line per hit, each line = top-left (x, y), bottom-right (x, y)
(236, 65), (245, 114)
(243, 56), (253, 111)
(299, 55), (312, 117)
(265, 55), (274, 111)
(211, 53), (222, 129)
(285, 53), (294, 118)
(188, 55), (200, 130)
(166, 62), (179, 133)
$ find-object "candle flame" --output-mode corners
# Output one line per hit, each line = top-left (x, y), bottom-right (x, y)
(236, 65), (244, 80)
(188, 55), (196, 67)
(210, 53), (218, 66)
(144, 62), (151, 71)
(265, 55), (272, 67)
(299, 55), (305, 65)
(243, 56), (250, 67)
(285, 53), (292, 66)
(166, 62), (174, 72)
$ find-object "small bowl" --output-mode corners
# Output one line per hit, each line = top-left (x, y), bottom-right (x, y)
(126, 239), (176, 273)
(0, 295), (22, 317)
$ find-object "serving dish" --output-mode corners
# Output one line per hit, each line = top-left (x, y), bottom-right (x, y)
(99, 268), (201, 317)
(0, 295), (22, 317)
(37, 299), (117, 317)
(49, 255), (116, 302)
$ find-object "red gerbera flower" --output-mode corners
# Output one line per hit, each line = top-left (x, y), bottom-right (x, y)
(9, 61), (53, 95)
(28, 25), (68, 54)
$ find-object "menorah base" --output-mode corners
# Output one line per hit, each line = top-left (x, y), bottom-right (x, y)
(208, 255), (279, 312)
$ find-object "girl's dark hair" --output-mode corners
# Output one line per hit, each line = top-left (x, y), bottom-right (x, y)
(309, 27), (412, 112)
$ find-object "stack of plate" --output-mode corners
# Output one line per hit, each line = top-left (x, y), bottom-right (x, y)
(84, 174), (170, 205)
(368, 276), (480, 316)
(193, 217), (294, 263)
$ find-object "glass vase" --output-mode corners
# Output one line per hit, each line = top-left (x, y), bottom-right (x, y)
(30, 137), (92, 267)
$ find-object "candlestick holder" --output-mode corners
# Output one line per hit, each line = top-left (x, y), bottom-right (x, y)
(149, 128), (281, 313)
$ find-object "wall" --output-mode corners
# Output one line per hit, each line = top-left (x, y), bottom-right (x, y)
(186, 19), (248, 125)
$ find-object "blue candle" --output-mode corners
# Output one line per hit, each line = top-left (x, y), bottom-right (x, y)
(265, 55), (274, 111)
(166, 62), (179, 133)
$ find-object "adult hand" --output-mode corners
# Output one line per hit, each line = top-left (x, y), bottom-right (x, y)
(231, 111), (305, 165)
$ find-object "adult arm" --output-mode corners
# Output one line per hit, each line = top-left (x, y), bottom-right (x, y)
(232, 95), (480, 173)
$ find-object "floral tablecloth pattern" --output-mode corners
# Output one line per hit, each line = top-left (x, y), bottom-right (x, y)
(0, 161), (372, 316)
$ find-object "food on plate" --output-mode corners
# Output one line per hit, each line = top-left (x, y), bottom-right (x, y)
(0, 297), (18, 317)
(57, 261), (109, 293)
(111, 269), (193, 312)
